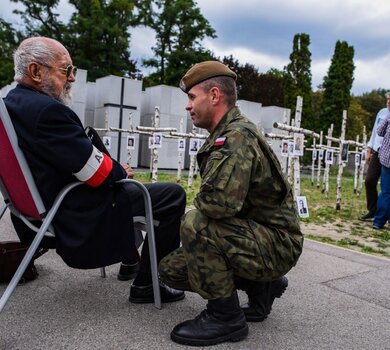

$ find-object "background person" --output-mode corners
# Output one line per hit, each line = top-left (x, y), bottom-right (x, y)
(159, 61), (303, 346)
(5, 36), (186, 304)
(373, 110), (390, 229)
(360, 93), (390, 221)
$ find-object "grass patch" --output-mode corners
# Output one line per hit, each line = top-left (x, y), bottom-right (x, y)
(133, 169), (389, 259)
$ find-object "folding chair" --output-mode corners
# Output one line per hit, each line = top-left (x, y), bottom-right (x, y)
(0, 98), (161, 312)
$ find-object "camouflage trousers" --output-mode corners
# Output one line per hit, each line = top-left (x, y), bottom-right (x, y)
(159, 209), (303, 300)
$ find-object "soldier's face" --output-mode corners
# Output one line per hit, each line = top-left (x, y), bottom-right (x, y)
(186, 85), (214, 131)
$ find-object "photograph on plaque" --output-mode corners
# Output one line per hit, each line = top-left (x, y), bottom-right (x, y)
(126, 136), (135, 150)
(178, 138), (186, 152)
(102, 136), (111, 150)
(325, 149), (333, 165)
(341, 142), (349, 162)
(296, 195), (309, 218)
(153, 133), (162, 149)
(148, 136), (155, 149)
(355, 153), (361, 166)
(293, 133), (304, 156)
(361, 150), (367, 164)
(281, 141), (289, 157)
(189, 138), (199, 155)
(288, 141), (294, 155)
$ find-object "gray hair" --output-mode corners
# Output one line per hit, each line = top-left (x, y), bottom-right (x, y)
(14, 38), (56, 82)
(198, 76), (237, 109)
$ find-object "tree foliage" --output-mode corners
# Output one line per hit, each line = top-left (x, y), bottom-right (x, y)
(141, 0), (216, 87)
(346, 98), (369, 141)
(65, 0), (139, 81)
(284, 33), (313, 129)
(222, 55), (284, 106)
(8, 0), (140, 81)
(355, 89), (388, 137)
(0, 18), (22, 87)
(319, 40), (355, 136)
(10, 0), (66, 40)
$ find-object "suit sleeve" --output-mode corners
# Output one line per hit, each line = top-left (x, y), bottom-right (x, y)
(34, 103), (126, 186)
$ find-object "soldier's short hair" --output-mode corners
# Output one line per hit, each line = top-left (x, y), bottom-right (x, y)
(198, 77), (237, 109)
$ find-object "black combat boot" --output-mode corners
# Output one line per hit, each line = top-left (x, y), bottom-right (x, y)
(241, 276), (288, 322)
(170, 291), (248, 346)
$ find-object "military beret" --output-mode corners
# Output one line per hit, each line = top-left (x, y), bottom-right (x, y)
(179, 61), (237, 93)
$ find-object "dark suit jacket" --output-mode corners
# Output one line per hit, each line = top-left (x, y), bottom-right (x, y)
(4, 84), (135, 269)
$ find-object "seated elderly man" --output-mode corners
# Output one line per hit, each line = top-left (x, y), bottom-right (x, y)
(4, 36), (186, 304)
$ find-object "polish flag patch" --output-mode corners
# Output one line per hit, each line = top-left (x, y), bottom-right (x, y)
(214, 137), (226, 146)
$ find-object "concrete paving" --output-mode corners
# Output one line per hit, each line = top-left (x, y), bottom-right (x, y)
(0, 212), (389, 350)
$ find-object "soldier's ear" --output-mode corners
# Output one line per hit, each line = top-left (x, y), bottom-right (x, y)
(209, 87), (220, 104)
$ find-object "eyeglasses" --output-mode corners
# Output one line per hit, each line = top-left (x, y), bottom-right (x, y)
(38, 62), (77, 78)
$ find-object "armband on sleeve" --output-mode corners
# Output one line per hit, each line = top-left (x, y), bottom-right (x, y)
(73, 145), (113, 187)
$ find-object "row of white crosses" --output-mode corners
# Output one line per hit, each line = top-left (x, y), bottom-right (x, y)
(269, 96), (320, 197)
(268, 96), (368, 214)
(95, 107), (207, 186)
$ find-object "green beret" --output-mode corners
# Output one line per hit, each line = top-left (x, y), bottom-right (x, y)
(179, 61), (237, 93)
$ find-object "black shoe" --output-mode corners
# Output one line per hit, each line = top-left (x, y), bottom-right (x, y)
(241, 276), (288, 322)
(170, 292), (248, 346)
(129, 281), (185, 304)
(359, 213), (375, 222)
(117, 262), (140, 281)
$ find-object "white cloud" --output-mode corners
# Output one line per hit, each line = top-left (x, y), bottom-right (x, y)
(129, 27), (155, 59)
(353, 54), (390, 93)
(197, 0), (390, 38)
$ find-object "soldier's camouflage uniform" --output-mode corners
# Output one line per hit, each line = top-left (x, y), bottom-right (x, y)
(159, 107), (303, 300)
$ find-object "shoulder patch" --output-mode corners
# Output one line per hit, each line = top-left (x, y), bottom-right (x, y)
(214, 137), (226, 146)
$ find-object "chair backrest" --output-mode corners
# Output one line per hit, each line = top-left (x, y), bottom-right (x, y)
(0, 98), (46, 220)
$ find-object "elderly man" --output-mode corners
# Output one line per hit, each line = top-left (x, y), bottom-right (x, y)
(159, 61), (304, 346)
(4, 36), (186, 304)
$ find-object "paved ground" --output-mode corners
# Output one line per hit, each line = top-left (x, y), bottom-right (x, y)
(0, 212), (389, 350)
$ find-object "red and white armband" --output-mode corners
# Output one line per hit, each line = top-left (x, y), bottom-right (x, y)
(73, 146), (113, 187)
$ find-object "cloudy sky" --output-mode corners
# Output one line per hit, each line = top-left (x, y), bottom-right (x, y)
(1, 0), (390, 95)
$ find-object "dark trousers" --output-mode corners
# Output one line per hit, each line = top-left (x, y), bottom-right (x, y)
(123, 182), (186, 274)
(374, 165), (390, 227)
(365, 152), (381, 214)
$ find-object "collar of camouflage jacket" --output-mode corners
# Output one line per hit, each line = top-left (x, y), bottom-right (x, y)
(199, 107), (242, 153)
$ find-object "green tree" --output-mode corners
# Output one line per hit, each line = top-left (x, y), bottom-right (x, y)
(346, 98), (369, 141)
(10, 0), (140, 81)
(356, 89), (388, 137)
(10, 0), (67, 40)
(142, 0), (216, 86)
(222, 56), (284, 106)
(319, 41), (355, 136)
(66, 0), (139, 81)
(284, 33), (313, 129)
(256, 70), (285, 106)
(0, 18), (22, 86)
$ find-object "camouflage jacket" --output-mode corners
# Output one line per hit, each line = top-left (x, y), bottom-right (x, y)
(195, 107), (301, 235)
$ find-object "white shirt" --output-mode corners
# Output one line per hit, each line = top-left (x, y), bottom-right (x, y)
(367, 107), (389, 152)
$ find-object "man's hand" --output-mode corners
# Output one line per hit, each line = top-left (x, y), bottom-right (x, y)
(366, 148), (373, 163)
(122, 163), (134, 178)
